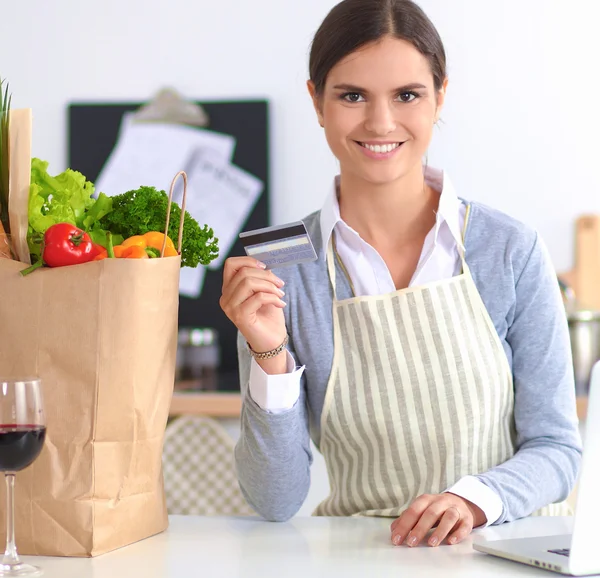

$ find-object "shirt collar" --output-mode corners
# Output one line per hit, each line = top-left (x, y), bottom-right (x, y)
(319, 166), (464, 253)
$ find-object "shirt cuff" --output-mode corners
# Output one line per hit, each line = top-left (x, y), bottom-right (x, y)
(445, 476), (503, 527)
(248, 351), (305, 413)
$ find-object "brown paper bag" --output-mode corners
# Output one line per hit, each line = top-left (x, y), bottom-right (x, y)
(7, 109), (32, 264)
(0, 172), (188, 557)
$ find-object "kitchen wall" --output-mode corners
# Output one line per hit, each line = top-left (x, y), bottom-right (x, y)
(2, 0), (598, 515)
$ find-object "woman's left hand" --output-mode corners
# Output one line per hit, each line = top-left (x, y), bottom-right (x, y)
(390, 493), (487, 547)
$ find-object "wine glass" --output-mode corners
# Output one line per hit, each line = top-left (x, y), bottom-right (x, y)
(0, 379), (46, 577)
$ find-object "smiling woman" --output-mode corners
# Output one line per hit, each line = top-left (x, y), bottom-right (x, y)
(309, 36), (444, 193)
(220, 0), (582, 552)
(307, 0), (446, 193)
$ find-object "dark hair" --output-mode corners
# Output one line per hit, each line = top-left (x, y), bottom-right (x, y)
(309, 0), (447, 97)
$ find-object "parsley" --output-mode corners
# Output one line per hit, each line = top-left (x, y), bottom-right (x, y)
(98, 186), (219, 268)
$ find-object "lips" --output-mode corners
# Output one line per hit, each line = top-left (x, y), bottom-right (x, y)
(359, 142), (400, 154)
(355, 140), (406, 158)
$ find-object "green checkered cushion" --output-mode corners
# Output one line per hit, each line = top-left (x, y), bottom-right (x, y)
(162, 416), (255, 516)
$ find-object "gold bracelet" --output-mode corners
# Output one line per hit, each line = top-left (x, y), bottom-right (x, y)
(247, 334), (289, 360)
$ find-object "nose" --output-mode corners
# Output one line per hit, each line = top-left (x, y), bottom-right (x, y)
(364, 100), (396, 136)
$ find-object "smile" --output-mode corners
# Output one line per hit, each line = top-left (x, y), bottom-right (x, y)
(355, 141), (405, 159)
(359, 142), (402, 153)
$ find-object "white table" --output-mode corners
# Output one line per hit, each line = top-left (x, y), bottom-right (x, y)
(22, 516), (580, 578)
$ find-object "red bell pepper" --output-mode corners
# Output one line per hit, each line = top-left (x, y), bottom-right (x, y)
(90, 242), (105, 259)
(42, 223), (96, 267)
(21, 223), (97, 275)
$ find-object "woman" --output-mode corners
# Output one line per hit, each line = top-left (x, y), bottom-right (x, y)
(219, 0), (582, 548)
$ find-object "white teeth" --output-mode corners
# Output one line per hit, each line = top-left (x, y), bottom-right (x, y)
(361, 142), (400, 153)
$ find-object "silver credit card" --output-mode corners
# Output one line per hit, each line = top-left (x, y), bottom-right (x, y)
(239, 221), (318, 269)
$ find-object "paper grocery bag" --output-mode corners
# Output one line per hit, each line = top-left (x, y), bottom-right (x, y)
(0, 254), (181, 556)
(7, 109), (32, 264)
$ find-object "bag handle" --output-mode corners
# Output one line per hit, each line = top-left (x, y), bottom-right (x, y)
(161, 170), (187, 257)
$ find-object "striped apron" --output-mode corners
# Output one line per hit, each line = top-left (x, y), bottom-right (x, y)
(314, 207), (569, 518)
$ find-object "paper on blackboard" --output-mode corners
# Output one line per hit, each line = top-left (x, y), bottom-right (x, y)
(183, 150), (264, 271)
(94, 113), (236, 197)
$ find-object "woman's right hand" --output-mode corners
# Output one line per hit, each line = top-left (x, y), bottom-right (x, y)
(220, 257), (288, 360)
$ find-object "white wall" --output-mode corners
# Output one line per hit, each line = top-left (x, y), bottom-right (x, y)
(2, 0), (600, 273)
(2, 0), (598, 515)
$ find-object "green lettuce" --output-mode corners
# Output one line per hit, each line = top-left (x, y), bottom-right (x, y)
(27, 158), (118, 262)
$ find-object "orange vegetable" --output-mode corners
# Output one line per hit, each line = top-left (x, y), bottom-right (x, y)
(121, 235), (146, 249)
(113, 245), (126, 258)
(94, 245), (126, 259)
(163, 246), (179, 257)
(143, 232), (175, 252)
(119, 232), (176, 258)
(122, 245), (149, 259)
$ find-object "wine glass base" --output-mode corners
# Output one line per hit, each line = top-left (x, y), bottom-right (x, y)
(0, 562), (43, 577)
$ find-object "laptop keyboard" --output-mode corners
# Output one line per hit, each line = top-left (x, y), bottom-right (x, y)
(548, 548), (570, 557)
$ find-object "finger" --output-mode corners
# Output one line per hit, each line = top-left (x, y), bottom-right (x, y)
(222, 257), (267, 287)
(404, 501), (448, 547)
(390, 495), (433, 546)
(224, 267), (284, 300)
(446, 518), (474, 545)
(427, 507), (462, 547)
(222, 277), (285, 311)
(237, 292), (286, 320)
(390, 514), (409, 534)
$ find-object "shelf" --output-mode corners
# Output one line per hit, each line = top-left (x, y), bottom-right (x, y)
(170, 391), (242, 418)
(169, 392), (590, 421)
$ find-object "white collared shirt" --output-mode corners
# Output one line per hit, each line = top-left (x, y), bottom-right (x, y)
(319, 167), (466, 293)
(248, 166), (503, 526)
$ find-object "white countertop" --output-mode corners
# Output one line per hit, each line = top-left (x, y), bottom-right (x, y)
(22, 515), (577, 578)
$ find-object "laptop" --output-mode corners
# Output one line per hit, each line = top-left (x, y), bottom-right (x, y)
(473, 359), (600, 576)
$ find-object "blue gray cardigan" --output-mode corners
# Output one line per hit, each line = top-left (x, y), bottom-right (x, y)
(235, 200), (582, 523)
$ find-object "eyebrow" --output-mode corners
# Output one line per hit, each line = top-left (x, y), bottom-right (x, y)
(332, 83), (428, 92)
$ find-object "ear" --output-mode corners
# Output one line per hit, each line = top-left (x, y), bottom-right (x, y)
(307, 80), (324, 127)
(434, 77), (449, 123)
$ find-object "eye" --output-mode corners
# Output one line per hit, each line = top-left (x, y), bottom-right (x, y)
(341, 92), (365, 103)
(397, 92), (419, 103)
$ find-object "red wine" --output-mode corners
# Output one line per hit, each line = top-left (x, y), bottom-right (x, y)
(0, 425), (46, 472)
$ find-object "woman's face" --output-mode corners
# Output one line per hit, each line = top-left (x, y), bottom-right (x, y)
(309, 36), (447, 186)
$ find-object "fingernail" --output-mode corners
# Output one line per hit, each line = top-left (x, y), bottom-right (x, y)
(278, 289), (285, 297)
(392, 535), (402, 546)
(257, 261), (267, 269)
(448, 537), (457, 545)
(429, 537), (439, 547)
(407, 536), (417, 547)
(276, 278), (285, 287)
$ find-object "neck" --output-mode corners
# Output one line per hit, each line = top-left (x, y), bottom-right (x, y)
(338, 165), (440, 249)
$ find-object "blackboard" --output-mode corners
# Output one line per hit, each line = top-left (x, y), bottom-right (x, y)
(68, 100), (270, 391)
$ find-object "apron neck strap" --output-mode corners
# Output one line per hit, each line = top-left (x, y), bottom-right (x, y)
(326, 236), (339, 301)
(458, 203), (472, 276)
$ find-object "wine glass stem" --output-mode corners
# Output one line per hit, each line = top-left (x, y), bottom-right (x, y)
(2, 473), (19, 565)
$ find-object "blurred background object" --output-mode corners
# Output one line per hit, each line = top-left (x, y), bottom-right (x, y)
(559, 277), (600, 398)
(162, 415), (254, 516)
(176, 327), (220, 390)
(132, 88), (209, 127)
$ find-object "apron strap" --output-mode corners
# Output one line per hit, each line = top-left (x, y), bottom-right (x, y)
(458, 203), (472, 276)
(326, 236), (339, 301)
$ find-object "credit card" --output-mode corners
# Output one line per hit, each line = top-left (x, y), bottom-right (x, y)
(239, 221), (318, 269)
